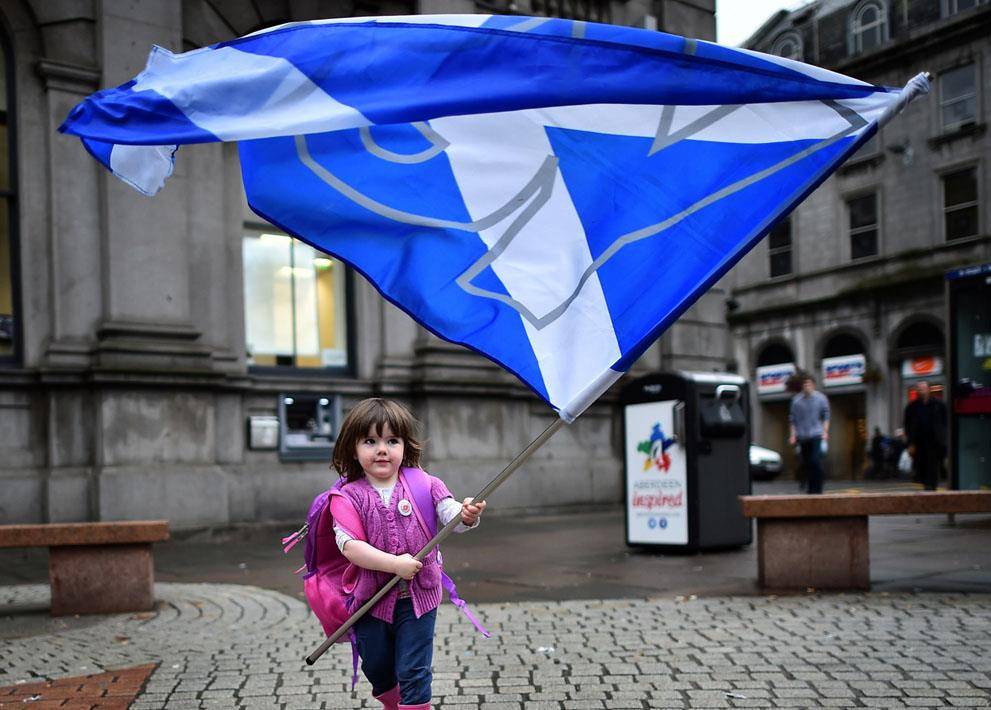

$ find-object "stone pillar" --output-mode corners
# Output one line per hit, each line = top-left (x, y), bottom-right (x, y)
(32, 5), (105, 522)
(38, 58), (103, 370)
(92, 2), (214, 373)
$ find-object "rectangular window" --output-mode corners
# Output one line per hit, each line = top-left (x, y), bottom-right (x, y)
(848, 193), (878, 260)
(940, 63), (977, 132)
(530, 0), (611, 22)
(943, 0), (986, 16)
(242, 231), (349, 369)
(943, 167), (979, 241)
(767, 219), (792, 277)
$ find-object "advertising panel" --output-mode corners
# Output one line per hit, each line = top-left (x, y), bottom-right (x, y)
(624, 400), (688, 545)
(947, 262), (991, 488)
(756, 362), (796, 395)
(901, 356), (943, 379)
(822, 354), (866, 387)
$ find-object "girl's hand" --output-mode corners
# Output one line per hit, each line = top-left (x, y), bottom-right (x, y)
(461, 498), (486, 526)
(393, 553), (422, 580)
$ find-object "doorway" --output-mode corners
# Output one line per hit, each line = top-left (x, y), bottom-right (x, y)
(828, 393), (867, 480)
(758, 400), (799, 478)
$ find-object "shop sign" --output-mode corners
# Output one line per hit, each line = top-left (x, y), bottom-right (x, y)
(975, 334), (991, 358)
(624, 400), (688, 545)
(901, 356), (943, 378)
(822, 354), (866, 387)
(756, 363), (796, 395)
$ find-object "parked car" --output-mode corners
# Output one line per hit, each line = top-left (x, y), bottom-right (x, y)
(749, 444), (783, 480)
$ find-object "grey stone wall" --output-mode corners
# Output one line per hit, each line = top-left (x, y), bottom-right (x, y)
(0, 0), (722, 527)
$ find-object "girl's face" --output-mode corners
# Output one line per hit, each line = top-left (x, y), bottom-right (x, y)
(355, 423), (405, 483)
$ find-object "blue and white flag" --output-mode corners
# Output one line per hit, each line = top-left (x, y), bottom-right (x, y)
(61, 15), (929, 421)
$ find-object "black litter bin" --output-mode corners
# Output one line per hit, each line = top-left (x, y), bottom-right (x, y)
(621, 371), (752, 552)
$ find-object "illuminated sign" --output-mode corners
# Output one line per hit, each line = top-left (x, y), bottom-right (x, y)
(822, 354), (866, 387)
(901, 356), (943, 378)
(756, 362), (796, 395)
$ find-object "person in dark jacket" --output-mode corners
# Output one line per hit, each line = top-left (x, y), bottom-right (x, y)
(903, 381), (947, 490)
(868, 426), (887, 479)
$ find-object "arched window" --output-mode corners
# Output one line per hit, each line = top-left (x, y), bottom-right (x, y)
(895, 321), (944, 351)
(893, 319), (944, 398)
(756, 341), (795, 367)
(771, 31), (803, 61)
(850, 1), (887, 55)
(0, 25), (17, 363)
(823, 332), (865, 359)
(943, 0), (989, 18)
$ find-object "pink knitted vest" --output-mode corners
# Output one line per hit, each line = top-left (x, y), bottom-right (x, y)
(340, 475), (453, 623)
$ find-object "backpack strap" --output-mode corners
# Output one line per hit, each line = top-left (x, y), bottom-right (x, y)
(325, 482), (366, 690)
(329, 490), (365, 542)
(400, 467), (437, 538)
(441, 572), (490, 637)
(399, 467), (490, 638)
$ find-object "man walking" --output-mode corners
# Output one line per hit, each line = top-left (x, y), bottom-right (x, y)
(903, 380), (947, 490)
(789, 375), (830, 494)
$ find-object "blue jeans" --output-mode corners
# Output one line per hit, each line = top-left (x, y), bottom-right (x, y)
(799, 436), (824, 494)
(353, 597), (436, 704)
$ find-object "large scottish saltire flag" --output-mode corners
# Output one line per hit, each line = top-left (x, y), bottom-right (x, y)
(60, 15), (929, 422)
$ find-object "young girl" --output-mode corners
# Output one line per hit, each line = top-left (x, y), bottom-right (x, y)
(330, 398), (486, 710)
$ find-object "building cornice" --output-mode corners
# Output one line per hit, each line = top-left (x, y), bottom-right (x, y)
(829, 6), (990, 77)
(732, 234), (989, 297)
(728, 236), (989, 324)
(746, 5), (991, 77)
(728, 269), (944, 325)
(35, 58), (100, 92)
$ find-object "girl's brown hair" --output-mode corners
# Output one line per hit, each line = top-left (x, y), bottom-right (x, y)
(332, 398), (423, 483)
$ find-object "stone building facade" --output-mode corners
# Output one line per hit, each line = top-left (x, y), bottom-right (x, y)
(0, 0), (719, 527)
(730, 0), (990, 479)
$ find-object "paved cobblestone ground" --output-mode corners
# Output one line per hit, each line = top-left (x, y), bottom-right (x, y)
(0, 663), (155, 708)
(2, 584), (990, 709)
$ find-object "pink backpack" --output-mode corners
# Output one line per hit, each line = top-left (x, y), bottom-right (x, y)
(281, 468), (488, 685)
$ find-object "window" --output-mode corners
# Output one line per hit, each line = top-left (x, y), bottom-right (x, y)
(756, 342), (794, 368)
(0, 33), (16, 362)
(529, 0), (611, 22)
(767, 219), (792, 277)
(823, 332), (865, 359)
(940, 63), (977, 132)
(242, 230), (349, 369)
(848, 193), (879, 259)
(850, 1), (887, 54)
(895, 320), (944, 351)
(943, 0), (987, 16)
(771, 32), (802, 61)
(943, 167), (979, 241)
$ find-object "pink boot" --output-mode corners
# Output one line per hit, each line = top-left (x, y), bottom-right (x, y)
(373, 685), (400, 709)
(398, 704), (430, 710)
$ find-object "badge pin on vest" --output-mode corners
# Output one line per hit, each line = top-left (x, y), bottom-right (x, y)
(397, 499), (413, 516)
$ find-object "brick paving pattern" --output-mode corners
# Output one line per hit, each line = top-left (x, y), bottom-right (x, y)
(1, 583), (989, 708)
(0, 663), (155, 709)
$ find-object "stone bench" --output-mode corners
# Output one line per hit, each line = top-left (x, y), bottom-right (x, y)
(739, 492), (991, 590)
(0, 521), (170, 615)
